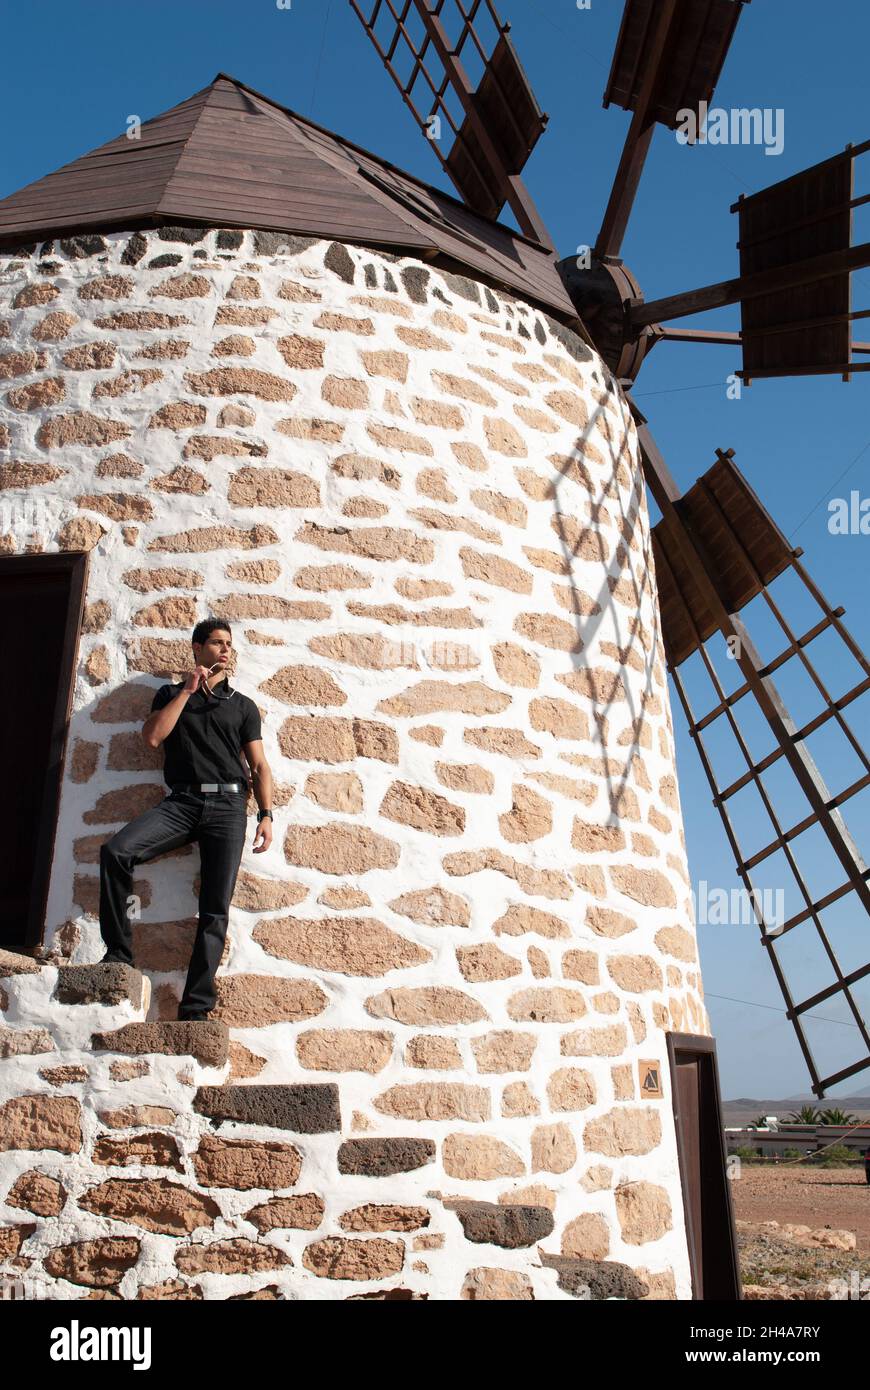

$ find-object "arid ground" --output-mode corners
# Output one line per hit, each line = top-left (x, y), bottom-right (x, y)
(732, 1165), (870, 1252)
(730, 1165), (870, 1296)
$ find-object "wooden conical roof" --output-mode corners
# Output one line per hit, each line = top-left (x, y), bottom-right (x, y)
(0, 74), (574, 319)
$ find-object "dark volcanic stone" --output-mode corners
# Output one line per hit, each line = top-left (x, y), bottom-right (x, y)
(148, 254), (183, 268)
(193, 1083), (340, 1134)
(216, 230), (244, 250)
(442, 271), (480, 304)
(544, 312), (593, 363)
(518, 321), (530, 339)
(55, 963), (143, 1007)
(346, 1287), (428, 1299)
(324, 241), (356, 284)
(400, 266), (430, 304)
(121, 232), (148, 265)
(383, 269), (398, 293)
(254, 231), (317, 256)
(60, 235), (108, 259)
(337, 1137), (435, 1176)
(534, 317), (547, 345)
(446, 1200), (553, 1248)
(363, 262), (377, 288)
(484, 288), (499, 313)
(157, 225), (205, 243)
(539, 1252), (649, 1300)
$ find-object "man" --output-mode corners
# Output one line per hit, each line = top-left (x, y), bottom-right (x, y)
(99, 618), (273, 1021)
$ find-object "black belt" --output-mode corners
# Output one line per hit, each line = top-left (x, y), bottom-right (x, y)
(171, 782), (248, 794)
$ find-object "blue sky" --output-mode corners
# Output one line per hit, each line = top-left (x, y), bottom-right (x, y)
(2, 0), (869, 1101)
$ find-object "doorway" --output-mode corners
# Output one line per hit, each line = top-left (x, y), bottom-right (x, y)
(666, 1032), (742, 1299)
(0, 552), (87, 950)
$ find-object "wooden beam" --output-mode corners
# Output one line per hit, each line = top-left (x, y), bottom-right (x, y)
(743, 306), (870, 340)
(630, 239), (870, 327)
(626, 399), (683, 507)
(595, 127), (655, 262)
(731, 136), (870, 215)
(658, 327), (742, 345)
(738, 362), (870, 380)
(736, 189), (870, 252)
(595, 0), (679, 259)
(660, 325), (870, 356)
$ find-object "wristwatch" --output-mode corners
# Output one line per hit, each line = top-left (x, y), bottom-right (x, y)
(256, 809), (273, 823)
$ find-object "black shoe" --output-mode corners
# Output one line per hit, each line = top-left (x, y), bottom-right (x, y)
(100, 951), (134, 967)
(178, 1010), (210, 1022)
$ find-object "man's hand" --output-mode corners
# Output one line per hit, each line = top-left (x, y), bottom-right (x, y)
(182, 664), (214, 695)
(252, 816), (273, 854)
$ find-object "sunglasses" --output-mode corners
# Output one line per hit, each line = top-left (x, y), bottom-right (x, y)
(202, 661), (236, 701)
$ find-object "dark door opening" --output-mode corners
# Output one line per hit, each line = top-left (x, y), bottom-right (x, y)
(0, 552), (87, 951)
(666, 1032), (742, 1300)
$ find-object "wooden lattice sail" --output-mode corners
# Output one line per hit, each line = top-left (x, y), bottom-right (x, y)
(347, 0), (551, 242)
(647, 444), (870, 1096)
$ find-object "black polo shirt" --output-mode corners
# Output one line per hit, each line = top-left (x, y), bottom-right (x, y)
(149, 678), (262, 788)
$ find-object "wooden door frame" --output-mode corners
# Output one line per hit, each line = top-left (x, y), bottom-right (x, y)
(1, 551), (89, 950)
(666, 1031), (743, 1300)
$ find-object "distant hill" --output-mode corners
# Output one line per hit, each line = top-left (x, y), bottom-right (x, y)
(722, 1094), (870, 1125)
(782, 1087), (870, 1103)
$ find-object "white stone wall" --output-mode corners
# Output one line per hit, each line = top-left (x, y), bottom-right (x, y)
(0, 227), (707, 1300)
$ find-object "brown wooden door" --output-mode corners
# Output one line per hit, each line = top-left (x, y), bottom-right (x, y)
(668, 1033), (742, 1300)
(675, 1056), (705, 1297)
(0, 554), (86, 949)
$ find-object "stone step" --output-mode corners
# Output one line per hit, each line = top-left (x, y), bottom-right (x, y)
(53, 962), (150, 1013)
(0, 948), (44, 977)
(91, 1020), (229, 1067)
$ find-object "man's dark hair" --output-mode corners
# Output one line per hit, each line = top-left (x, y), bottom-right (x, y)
(192, 617), (233, 649)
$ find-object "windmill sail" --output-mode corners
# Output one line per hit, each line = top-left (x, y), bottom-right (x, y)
(596, 0), (751, 258)
(646, 445), (870, 1096)
(633, 140), (870, 380)
(347, 0), (551, 243)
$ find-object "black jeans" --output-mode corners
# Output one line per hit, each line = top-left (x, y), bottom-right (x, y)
(99, 790), (248, 1017)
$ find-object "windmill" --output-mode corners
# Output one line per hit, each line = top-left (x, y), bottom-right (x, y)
(348, 0), (870, 1099)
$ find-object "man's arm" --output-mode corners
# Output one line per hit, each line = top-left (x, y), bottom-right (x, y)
(243, 739), (273, 854)
(142, 666), (212, 748)
(242, 739), (273, 811)
(142, 688), (192, 749)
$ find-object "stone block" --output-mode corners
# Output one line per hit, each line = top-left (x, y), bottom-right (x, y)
(192, 1083), (340, 1133)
